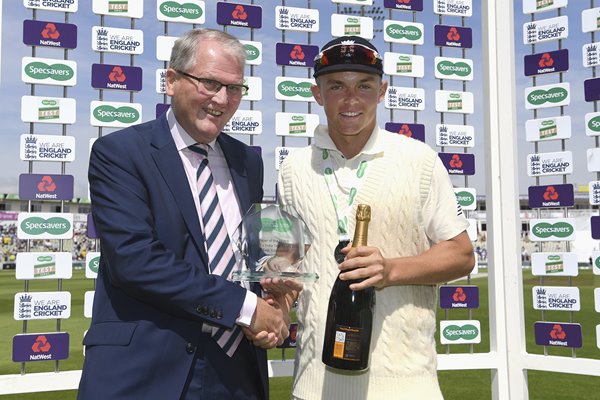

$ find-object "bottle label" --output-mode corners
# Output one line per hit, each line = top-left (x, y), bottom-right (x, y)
(332, 325), (362, 361)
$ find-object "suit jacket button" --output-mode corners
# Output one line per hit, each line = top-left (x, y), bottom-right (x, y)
(209, 308), (216, 318)
(185, 343), (196, 354)
(216, 310), (223, 320)
(196, 305), (208, 314)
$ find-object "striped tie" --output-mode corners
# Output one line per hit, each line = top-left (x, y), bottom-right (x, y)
(189, 144), (244, 357)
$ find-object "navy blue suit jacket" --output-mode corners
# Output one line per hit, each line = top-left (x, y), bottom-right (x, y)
(78, 115), (266, 399)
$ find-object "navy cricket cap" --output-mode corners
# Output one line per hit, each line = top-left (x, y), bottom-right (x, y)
(313, 36), (383, 78)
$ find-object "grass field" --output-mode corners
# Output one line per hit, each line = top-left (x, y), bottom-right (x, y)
(1, 269), (599, 399)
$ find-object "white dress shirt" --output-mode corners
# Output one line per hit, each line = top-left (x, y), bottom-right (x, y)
(167, 109), (256, 328)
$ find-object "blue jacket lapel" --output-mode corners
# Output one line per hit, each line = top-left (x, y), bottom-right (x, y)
(150, 116), (209, 267)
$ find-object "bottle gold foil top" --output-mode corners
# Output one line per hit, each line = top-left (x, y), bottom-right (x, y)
(355, 204), (371, 222)
(353, 204), (370, 247)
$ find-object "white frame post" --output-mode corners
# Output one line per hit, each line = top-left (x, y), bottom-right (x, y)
(482, 0), (529, 398)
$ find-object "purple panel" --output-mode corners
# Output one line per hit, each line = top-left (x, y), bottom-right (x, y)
(277, 323), (298, 348)
(534, 322), (582, 348)
(434, 25), (472, 48)
(524, 49), (569, 77)
(384, 122), (425, 142)
(585, 77), (600, 102)
(91, 64), (143, 91)
(19, 174), (74, 201)
(13, 332), (69, 362)
(383, 0), (423, 11)
(275, 43), (319, 68)
(592, 216), (600, 239)
(528, 184), (574, 208)
(439, 286), (479, 309)
(156, 103), (170, 118)
(23, 20), (77, 49)
(216, 2), (262, 29)
(438, 153), (475, 175)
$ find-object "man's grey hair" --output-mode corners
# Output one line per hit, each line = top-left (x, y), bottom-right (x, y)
(169, 28), (246, 72)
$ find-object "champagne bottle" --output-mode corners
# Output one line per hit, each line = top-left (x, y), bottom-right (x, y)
(322, 204), (375, 371)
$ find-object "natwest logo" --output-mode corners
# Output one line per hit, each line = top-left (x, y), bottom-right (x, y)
(37, 176), (56, 192)
(109, 66), (126, 82)
(447, 27), (460, 41)
(276, 42), (319, 68)
(12, 332), (70, 362)
(543, 186), (558, 201)
(290, 45), (305, 60)
(217, 2), (262, 28)
(439, 153), (475, 175)
(534, 321), (582, 348)
(41, 23), (60, 39)
(383, 0), (423, 11)
(539, 53), (553, 67)
(232, 4), (248, 20)
(439, 285), (479, 309)
(434, 25), (472, 48)
(449, 154), (463, 168)
(23, 20), (78, 49)
(32, 335), (52, 353)
(385, 122), (425, 142)
(91, 64), (143, 91)
(525, 49), (568, 76)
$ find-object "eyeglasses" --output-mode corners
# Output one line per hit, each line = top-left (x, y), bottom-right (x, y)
(314, 43), (383, 70)
(175, 70), (248, 98)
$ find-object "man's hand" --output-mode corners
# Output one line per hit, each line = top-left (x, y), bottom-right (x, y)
(338, 244), (388, 290)
(243, 278), (303, 349)
(261, 277), (303, 314)
(245, 297), (289, 349)
(338, 232), (475, 289)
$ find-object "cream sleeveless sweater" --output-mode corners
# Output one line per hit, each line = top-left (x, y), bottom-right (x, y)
(278, 127), (455, 400)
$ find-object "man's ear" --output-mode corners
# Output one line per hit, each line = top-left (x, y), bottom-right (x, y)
(311, 84), (324, 106)
(165, 68), (178, 96)
(378, 80), (389, 103)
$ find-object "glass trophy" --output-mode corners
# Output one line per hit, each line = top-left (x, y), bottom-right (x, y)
(231, 203), (318, 282)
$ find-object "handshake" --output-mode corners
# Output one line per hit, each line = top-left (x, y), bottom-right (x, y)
(243, 277), (303, 349)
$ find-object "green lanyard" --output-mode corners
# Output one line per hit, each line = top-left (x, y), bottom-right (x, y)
(321, 148), (369, 241)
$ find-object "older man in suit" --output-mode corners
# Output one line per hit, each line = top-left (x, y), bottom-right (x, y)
(78, 28), (295, 400)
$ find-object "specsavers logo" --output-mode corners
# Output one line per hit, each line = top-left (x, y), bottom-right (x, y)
(159, 1), (203, 18)
(92, 104), (140, 124)
(386, 23), (423, 41)
(455, 191), (474, 207)
(531, 222), (574, 238)
(244, 43), (260, 61)
(587, 114), (600, 133)
(93, 105), (139, 123)
(275, 78), (314, 102)
(439, 320), (481, 344)
(20, 217), (71, 236)
(443, 324), (479, 341)
(436, 60), (471, 77)
(527, 87), (568, 106)
(277, 81), (312, 98)
(24, 61), (74, 81)
(89, 256), (100, 273)
(261, 218), (292, 233)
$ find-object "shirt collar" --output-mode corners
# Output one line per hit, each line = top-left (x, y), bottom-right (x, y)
(313, 124), (385, 157)
(167, 108), (217, 153)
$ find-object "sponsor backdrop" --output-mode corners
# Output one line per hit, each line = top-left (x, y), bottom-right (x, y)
(13, 0), (485, 379)
(521, 0), (600, 354)
(8, 0), (600, 395)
